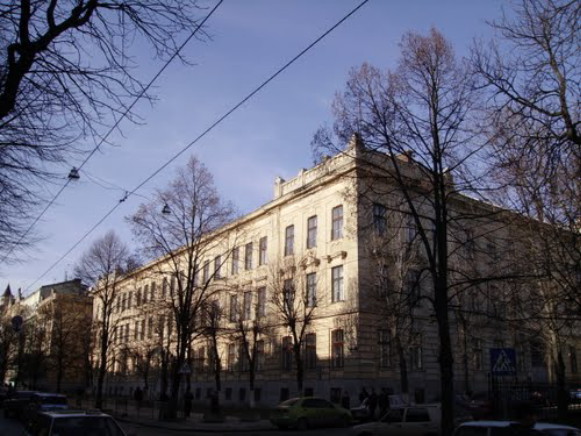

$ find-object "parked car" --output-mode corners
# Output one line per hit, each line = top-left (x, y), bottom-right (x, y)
(350, 404), (441, 436)
(24, 409), (128, 436)
(270, 397), (352, 430)
(3, 390), (37, 419)
(453, 420), (581, 436)
(22, 392), (68, 426)
(570, 387), (581, 403)
(351, 398), (372, 422)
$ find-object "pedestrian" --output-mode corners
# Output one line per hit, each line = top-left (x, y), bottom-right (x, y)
(184, 387), (193, 418)
(358, 387), (369, 403)
(368, 388), (378, 420)
(133, 386), (143, 410)
(378, 388), (389, 418)
(341, 390), (350, 410)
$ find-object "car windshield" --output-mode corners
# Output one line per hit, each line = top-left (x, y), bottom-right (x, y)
(279, 399), (300, 407)
(51, 416), (125, 436)
(40, 396), (67, 405)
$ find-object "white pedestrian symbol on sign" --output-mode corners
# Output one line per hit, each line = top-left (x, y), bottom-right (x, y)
(492, 349), (515, 374)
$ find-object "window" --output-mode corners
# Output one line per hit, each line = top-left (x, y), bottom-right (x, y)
(307, 216), (317, 248)
(331, 205), (343, 240)
(245, 242), (253, 270)
(140, 319), (145, 340)
(256, 340), (265, 371)
(243, 291), (252, 321)
(214, 255), (222, 279)
(406, 269), (421, 306)
(410, 343), (423, 370)
(143, 285), (148, 304)
(231, 247), (239, 275)
(203, 261), (210, 283)
(228, 343), (237, 371)
(306, 273), (317, 307)
(282, 336), (293, 371)
(305, 333), (317, 370)
(257, 287), (266, 319)
(405, 215), (416, 244)
(472, 339), (483, 370)
(331, 266), (344, 302)
(571, 346), (578, 374)
(127, 292), (132, 310)
(283, 279), (294, 311)
(136, 288), (142, 306)
(148, 317), (153, 339)
(229, 295), (238, 322)
(150, 281), (156, 301)
(331, 329), (344, 368)
(378, 330), (391, 368)
(170, 275), (176, 294)
(162, 278), (168, 300)
(284, 225), (294, 256)
(530, 340), (545, 367)
(134, 321), (139, 340)
(259, 237), (268, 265)
(373, 203), (387, 235)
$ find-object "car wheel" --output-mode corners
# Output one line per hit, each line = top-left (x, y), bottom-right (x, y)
(296, 417), (309, 430)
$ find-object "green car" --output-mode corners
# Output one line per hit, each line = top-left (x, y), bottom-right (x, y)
(270, 397), (352, 430)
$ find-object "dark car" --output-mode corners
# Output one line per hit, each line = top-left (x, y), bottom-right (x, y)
(22, 393), (68, 426)
(270, 397), (352, 430)
(4, 390), (37, 419)
(24, 409), (127, 436)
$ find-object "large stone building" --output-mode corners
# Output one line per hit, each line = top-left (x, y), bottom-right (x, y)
(95, 139), (580, 406)
(0, 279), (91, 392)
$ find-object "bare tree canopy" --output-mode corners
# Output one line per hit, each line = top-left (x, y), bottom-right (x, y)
(473, 0), (580, 155)
(74, 229), (133, 408)
(312, 28), (480, 435)
(129, 155), (236, 417)
(0, 0), (204, 257)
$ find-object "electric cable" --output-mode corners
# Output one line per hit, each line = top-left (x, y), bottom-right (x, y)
(24, 0), (371, 290)
(0, 0), (224, 265)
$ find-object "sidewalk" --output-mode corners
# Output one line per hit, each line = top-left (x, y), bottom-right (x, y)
(118, 411), (275, 433)
(112, 403), (275, 433)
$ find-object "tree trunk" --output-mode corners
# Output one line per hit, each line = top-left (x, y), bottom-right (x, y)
(396, 337), (409, 394)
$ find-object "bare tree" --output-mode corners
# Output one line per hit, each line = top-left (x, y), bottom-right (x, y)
(0, 313), (18, 384)
(268, 255), (318, 396)
(312, 28), (481, 433)
(36, 295), (91, 393)
(229, 285), (271, 408)
(200, 299), (225, 411)
(0, 1), (205, 258)
(474, 0), (580, 416)
(74, 230), (133, 409)
(129, 156), (236, 419)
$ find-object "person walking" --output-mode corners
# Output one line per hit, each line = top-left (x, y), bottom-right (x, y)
(133, 386), (143, 411)
(184, 387), (193, 418)
(368, 388), (378, 420)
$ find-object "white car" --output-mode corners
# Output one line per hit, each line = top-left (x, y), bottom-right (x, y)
(351, 404), (441, 436)
(453, 420), (581, 436)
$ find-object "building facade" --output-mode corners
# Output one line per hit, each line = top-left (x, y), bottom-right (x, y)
(95, 139), (581, 406)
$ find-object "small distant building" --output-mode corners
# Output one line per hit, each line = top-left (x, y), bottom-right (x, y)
(0, 279), (92, 392)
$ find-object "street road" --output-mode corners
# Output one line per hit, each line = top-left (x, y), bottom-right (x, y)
(123, 421), (354, 435)
(1, 412), (355, 436)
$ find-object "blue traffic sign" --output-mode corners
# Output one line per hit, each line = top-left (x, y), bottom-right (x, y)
(490, 348), (517, 376)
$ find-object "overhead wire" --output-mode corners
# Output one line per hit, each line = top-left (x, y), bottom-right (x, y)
(24, 0), (371, 290)
(0, 0), (224, 265)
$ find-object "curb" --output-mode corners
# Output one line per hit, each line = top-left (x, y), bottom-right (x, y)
(117, 416), (275, 433)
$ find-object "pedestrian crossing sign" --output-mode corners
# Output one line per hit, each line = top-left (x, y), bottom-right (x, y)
(490, 348), (517, 376)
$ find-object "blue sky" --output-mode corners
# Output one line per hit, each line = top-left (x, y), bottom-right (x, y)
(3, 0), (506, 294)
